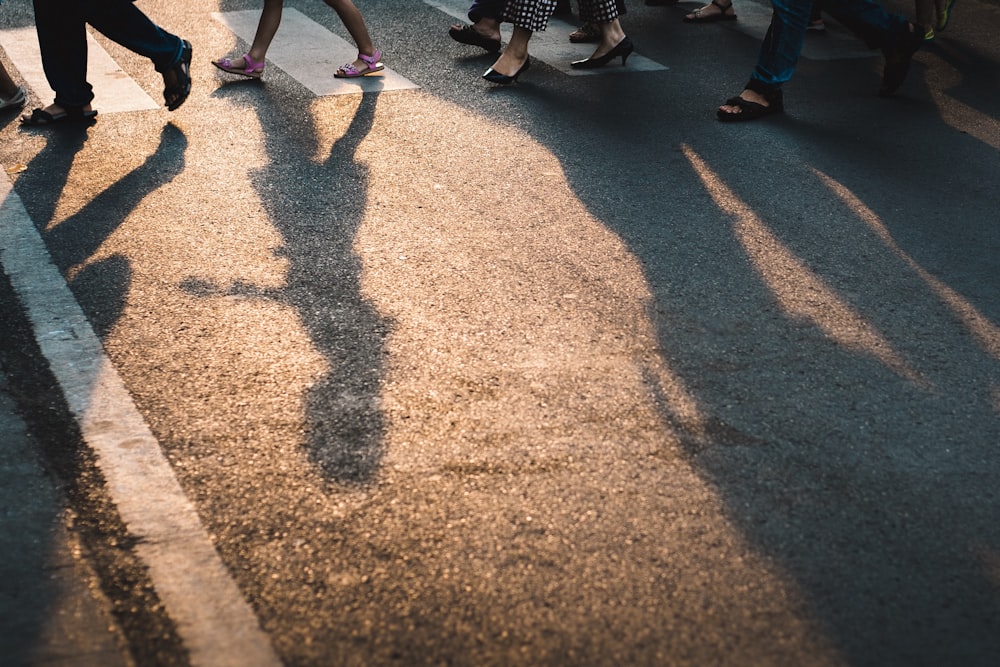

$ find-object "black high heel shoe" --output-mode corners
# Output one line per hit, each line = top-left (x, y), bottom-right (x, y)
(571, 36), (634, 69)
(483, 58), (531, 84)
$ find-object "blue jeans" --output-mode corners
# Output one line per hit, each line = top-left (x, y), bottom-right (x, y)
(750, 0), (909, 91)
(32, 0), (183, 108)
(468, 0), (506, 22)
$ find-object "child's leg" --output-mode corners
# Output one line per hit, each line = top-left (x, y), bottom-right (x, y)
(247, 0), (284, 62)
(322, 0), (376, 56)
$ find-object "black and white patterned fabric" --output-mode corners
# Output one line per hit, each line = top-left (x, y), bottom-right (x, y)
(502, 0), (559, 31)
(579, 0), (622, 23)
(502, 0), (622, 32)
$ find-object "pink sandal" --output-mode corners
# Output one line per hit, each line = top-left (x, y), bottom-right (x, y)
(212, 53), (265, 79)
(334, 49), (384, 78)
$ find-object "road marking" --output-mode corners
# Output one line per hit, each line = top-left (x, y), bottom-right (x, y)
(689, 0), (877, 60)
(0, 176), (282, 667)
(425, 0), (668, 75)
(0, 27), (159, 113)
(213, 8), (420, 95)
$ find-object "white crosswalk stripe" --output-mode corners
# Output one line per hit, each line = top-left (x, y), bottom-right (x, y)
(0, 27), (159, 114)
(425, 0), (669, 75)
(212, 8), (420, 95)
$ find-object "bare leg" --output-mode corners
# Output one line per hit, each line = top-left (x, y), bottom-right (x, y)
(587, 18), (626, 59)
(488, 25), (531, 77)
(213, 0), (282, 71)
(246, 0), (284, 62)
(324, 0), (378, 71)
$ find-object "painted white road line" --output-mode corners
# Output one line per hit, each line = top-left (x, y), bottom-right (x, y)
(213, 8), (419, 95)
(425, 0), (669, 75)
(0, 27), (159, 114)
(0, 175), (282, 667)
(676, 0), (876, 60)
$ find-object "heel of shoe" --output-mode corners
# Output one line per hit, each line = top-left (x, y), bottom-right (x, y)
(618, 38), (634, 67)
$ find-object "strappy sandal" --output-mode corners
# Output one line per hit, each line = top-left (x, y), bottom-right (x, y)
(163, 39), (193, 111)
(20, 105), (98, 126)
(213, 52), (265, 79)
(716, 89), (784, 122)
(684, 0), (737, 22)
(0, 86), (26, 111)
(335, 49), (384, 79)
(569, 22), (601, 43)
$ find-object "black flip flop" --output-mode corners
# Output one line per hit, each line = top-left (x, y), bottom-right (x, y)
(448, 25), (501, 53)
(684, 0), (737, 22)
(20, 107), (98, 126)
(716, 94), (783, 122)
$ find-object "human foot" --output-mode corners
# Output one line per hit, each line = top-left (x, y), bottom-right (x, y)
(20, 102), (97, 126)
(335, 49), (384, 78)
(163, 39), (193, 111)
(212, 53), (265, 78)
(716, 87), (784, 121)
(449, 23), (502, 52)
(685, 0), (737, 23)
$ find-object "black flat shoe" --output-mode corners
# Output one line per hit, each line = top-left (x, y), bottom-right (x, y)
(449, 25), (501, 53)
(571, 36), (633, 69)
(483, 58), (530, 84)
(880, 23), (924, 97)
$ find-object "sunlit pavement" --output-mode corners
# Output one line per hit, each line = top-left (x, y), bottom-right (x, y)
(1, 0), (999, 664)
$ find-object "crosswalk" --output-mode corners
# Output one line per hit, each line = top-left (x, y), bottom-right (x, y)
(211, 9), (420, 96)
(0, 2), (874, 117)
(426, 0), (670, 75)
(0, 27), (159, 114)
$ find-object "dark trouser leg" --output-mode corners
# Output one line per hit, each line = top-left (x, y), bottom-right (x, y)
(32, 0), (93, 108)
(469, 0), (507, 22)
(750, 0), (813, 91)
(822, 0), (907, 48)
(82, 0), (183, 72)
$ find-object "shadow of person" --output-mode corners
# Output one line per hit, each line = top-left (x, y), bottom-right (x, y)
(38, 122), (187, 337)
(923, 36), (1000, 130)
(439, 53), (1000, 664)
(1, 122), (189, 663)
(194, 83), (390, 485)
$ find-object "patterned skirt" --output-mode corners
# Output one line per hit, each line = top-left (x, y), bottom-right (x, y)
(502, 0), (558, 31)
(502, 0), (622, 31)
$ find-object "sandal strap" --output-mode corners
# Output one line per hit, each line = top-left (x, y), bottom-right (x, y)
(242, 53), (264, 72)
(711, 0), (733, 10)
(358, 49), (381, 68)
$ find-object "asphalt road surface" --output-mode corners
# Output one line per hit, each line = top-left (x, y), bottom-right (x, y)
(1, 0), (999, 664)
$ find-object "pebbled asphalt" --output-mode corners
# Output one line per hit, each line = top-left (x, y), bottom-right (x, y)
(1, 0), (999, 664)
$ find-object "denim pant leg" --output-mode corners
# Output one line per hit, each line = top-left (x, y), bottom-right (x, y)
(821, 0), (907, 49)
(32, 0), (93, 107)
(468, 0), (507, 22)
(83, 0), (183, 73)
(750, 0), (813, 91)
